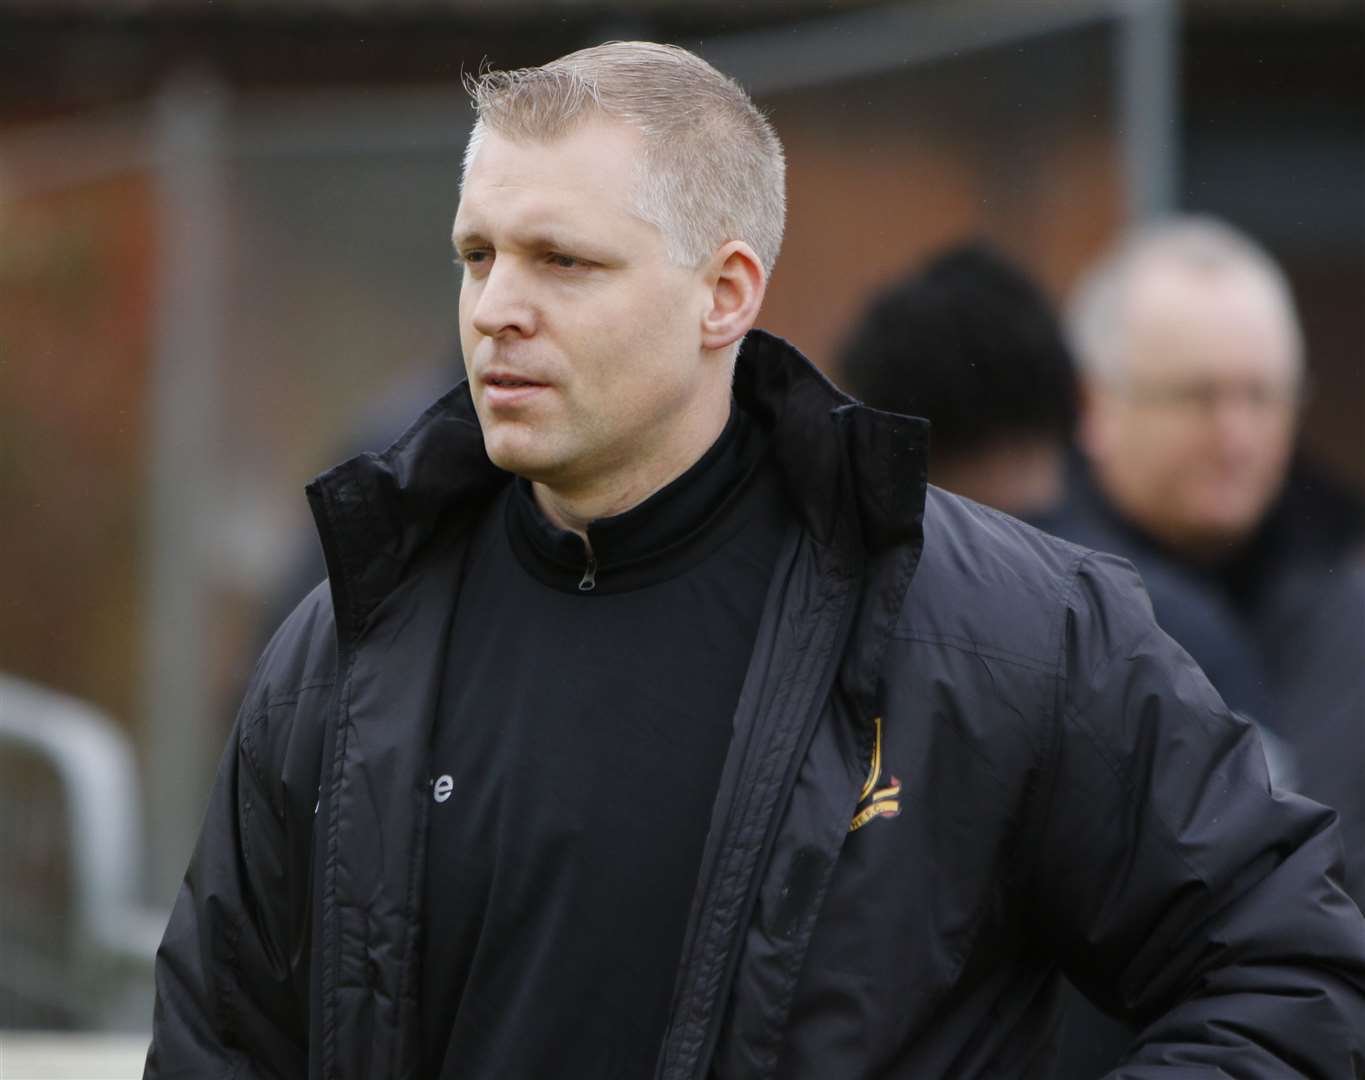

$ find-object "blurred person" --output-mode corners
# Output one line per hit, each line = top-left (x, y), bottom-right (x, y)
(835, 244), (1144, 1078)
(144, 44), (1365, 1080)
(1068, 215), (1305, 564)
(1057, 214), (1364, 877)
(837, 241), (1077, 518)
(1044, 216), (1365, 1078)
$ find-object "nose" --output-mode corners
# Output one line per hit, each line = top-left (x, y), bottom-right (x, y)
(468, 258), (536, 339)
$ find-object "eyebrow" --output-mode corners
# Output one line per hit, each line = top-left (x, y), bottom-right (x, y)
(452, 227), (615, 262)
(451, 226), (487, 252)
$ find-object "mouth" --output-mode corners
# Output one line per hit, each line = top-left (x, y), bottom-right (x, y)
(481, 370), (550, 408)
(485, 373), (545, 389)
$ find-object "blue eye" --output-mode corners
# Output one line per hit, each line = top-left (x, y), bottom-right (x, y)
(547, 253), (580, 269)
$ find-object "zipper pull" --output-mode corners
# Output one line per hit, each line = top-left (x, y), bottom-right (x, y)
(578, 554), (597, 592)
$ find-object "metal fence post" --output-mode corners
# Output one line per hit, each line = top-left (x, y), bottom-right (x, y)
(142, 71), (229, 906)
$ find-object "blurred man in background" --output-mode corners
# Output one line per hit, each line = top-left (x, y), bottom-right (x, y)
(1070, 217), (1303, 566)
(839, 230), (1365, 1078)
(1056, 215), (1364, 901)
(1044, 214), (1365, 1080)
(145, 47), (1365, 1080)
(838, 242), (1077, 520)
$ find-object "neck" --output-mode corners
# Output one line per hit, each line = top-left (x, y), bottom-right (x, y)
(532, 392), (732, 545)
(1147, 521), (1252, 567)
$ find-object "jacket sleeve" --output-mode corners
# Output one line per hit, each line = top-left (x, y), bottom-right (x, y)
(1030, 552), (1365, 1079)
(144, 602), (331, 1080)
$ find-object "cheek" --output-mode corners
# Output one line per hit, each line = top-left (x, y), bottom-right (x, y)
(630, 274), (703, 345)
(584, 317), (680, 395)
(1111, 411), (1184, 468)
(1261, 419), (1297, 470)
(458, 294), (479, 361)
(1110, 417), (1200, 502)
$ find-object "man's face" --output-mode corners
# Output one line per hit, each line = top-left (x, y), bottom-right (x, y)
(453, 118), (717, 501)
(1082, 263), (1301, 558)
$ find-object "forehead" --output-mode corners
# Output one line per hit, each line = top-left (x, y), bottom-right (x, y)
(454, 119), (647, 239)
(1124, 259), (1300, 383)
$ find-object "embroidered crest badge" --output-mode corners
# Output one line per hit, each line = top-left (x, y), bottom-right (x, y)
(850, 716), (901, 832)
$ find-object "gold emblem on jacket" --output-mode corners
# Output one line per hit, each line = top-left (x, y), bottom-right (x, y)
(850, 716), (901, 832)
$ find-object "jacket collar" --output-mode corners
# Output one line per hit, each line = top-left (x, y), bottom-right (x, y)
(732, 330), (928, 558)
(307, 329), (930, 628)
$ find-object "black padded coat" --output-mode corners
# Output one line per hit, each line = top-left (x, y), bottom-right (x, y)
(146, 331), (1365, 1080)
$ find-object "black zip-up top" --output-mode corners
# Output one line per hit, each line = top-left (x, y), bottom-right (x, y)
(146, 331), (1365, 1080)
(418, 401), (788, 1076)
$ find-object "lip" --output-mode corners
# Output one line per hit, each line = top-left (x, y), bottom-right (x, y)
(480, 370), (551, 409)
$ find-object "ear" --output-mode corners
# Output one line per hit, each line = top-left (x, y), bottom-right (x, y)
(700, 241), (767, 352)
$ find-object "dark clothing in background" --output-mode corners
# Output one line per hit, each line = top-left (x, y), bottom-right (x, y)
(146, 332), (1365, 1080)
(1033, 456), (1268, 722)
(419, 405), (787, 1077)
(1254, 556), (1365, 904)
(1042, 452), (1365, 899)
(1040, 453), (1365, 1080)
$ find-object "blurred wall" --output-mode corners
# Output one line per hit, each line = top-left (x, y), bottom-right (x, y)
(1, 176), (156, 732)
(756, 23), (1124, 368)
(1182, 10), (1364, 490)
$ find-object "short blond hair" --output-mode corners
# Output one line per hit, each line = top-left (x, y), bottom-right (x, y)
(463, 41), (786, 275)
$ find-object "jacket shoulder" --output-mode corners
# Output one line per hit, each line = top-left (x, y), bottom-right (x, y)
(234, 580), (338, 805)
(247, 579), (340, 711)
(899, 486), (1150, 671)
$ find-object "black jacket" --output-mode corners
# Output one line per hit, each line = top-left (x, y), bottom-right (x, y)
(1037, 456), (1365, 1080)
(1041, 454), (1365, 906)
(146, 332), (1365, 1080)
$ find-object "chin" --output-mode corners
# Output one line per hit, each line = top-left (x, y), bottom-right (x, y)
(482, 436), (564, 483)
(483, 433), (536, 475)
(1207, 497), (1272, 538)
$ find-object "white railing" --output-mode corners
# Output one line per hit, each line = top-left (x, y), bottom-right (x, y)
(0, 1032), (150, 1079)
(0, 675), (165, 1032)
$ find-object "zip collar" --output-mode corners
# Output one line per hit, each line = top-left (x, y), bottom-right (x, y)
(504, 399), (773, 595)
(306, 330), (930, 631)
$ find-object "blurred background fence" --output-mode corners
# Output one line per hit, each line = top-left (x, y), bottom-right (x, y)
(1, 0), (1360, 1060)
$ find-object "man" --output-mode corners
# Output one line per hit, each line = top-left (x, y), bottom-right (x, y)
(1056, 216), (1365, 899)
(837, 241), (1078, 519)
(1044, 218), (1365, 1079)
(145, 44), (1365, 1079)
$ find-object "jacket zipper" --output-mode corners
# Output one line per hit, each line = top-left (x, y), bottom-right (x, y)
(690, 563), (858, 1080)
(578, 554), (597, 591)
(652, 530), (858, 1080)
